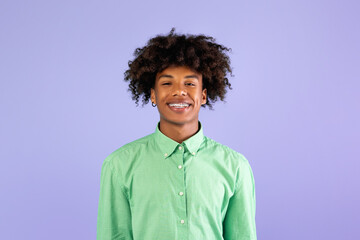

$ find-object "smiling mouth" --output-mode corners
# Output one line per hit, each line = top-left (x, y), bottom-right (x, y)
(167, 103), (191, 112)
(168, 103), (190, 107)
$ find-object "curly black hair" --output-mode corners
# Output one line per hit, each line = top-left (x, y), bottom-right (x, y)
(124, 28), (233, 110)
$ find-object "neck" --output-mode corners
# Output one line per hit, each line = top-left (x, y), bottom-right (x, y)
(159, 119), (199, 144)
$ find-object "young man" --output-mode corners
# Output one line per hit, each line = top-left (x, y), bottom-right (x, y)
(97, 29), (257, 240)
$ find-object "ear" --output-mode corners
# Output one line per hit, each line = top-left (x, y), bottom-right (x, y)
(150, 88), (156, 104)
(201, 88), (207, 105)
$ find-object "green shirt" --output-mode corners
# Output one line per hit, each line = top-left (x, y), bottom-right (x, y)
(97, 121), (257, 240)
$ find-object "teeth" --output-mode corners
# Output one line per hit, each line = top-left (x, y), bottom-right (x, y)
(169, 103), (190, 108)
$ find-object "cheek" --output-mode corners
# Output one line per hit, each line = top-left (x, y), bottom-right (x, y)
(157, 92), (166, 101)
(194, 91), (205, 102)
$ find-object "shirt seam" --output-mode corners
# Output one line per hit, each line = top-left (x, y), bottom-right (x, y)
(106, 160), (130, 201)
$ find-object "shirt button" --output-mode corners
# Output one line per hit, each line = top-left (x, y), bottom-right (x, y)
(164, 153), (168, 157)
(178, 165), (182, 169)
(179, 146), (182, 150)
(192, 152), (195, 155)
(180, 219), (185, 224)
(179, 191), (184, 196)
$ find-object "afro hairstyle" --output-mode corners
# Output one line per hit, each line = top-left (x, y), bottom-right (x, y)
(124, 28), (233, 110)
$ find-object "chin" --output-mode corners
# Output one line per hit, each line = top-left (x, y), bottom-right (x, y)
(162, 116), (197, 125)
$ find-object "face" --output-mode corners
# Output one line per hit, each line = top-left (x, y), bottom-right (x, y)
(150, 66), (207, 127)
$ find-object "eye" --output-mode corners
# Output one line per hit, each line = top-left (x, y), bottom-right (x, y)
(162, 82), (171, 85)
(186, 83), (195, 86)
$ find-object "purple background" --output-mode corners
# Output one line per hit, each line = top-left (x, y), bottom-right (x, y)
(1, 0), (359, 239)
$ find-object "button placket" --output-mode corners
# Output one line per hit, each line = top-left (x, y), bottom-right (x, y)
(175, 144), (187, 226)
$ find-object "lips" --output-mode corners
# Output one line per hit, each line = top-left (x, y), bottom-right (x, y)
(168, 103), (190, 107)
(167, 103), (191, 112)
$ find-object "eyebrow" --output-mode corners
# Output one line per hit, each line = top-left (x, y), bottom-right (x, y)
(158, 74), (199, 80)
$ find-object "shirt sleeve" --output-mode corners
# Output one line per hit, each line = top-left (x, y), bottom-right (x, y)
(97, 160), (133, 240)
(223, 157), (257, 240)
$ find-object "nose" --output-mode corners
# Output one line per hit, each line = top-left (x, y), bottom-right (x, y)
(172, 85), (187, 96)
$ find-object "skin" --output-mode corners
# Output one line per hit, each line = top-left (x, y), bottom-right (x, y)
(150, 65), (207, 143)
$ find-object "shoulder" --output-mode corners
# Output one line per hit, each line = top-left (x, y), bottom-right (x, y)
(203, 136), (250, 167)
(102, 133), (155, 171)
(203, 136), (254, 191)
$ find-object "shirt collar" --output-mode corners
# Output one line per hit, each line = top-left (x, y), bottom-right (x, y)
(154, 121), (205, 158)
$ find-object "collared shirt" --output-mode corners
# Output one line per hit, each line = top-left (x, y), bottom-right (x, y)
(97, 121), (257, 240)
